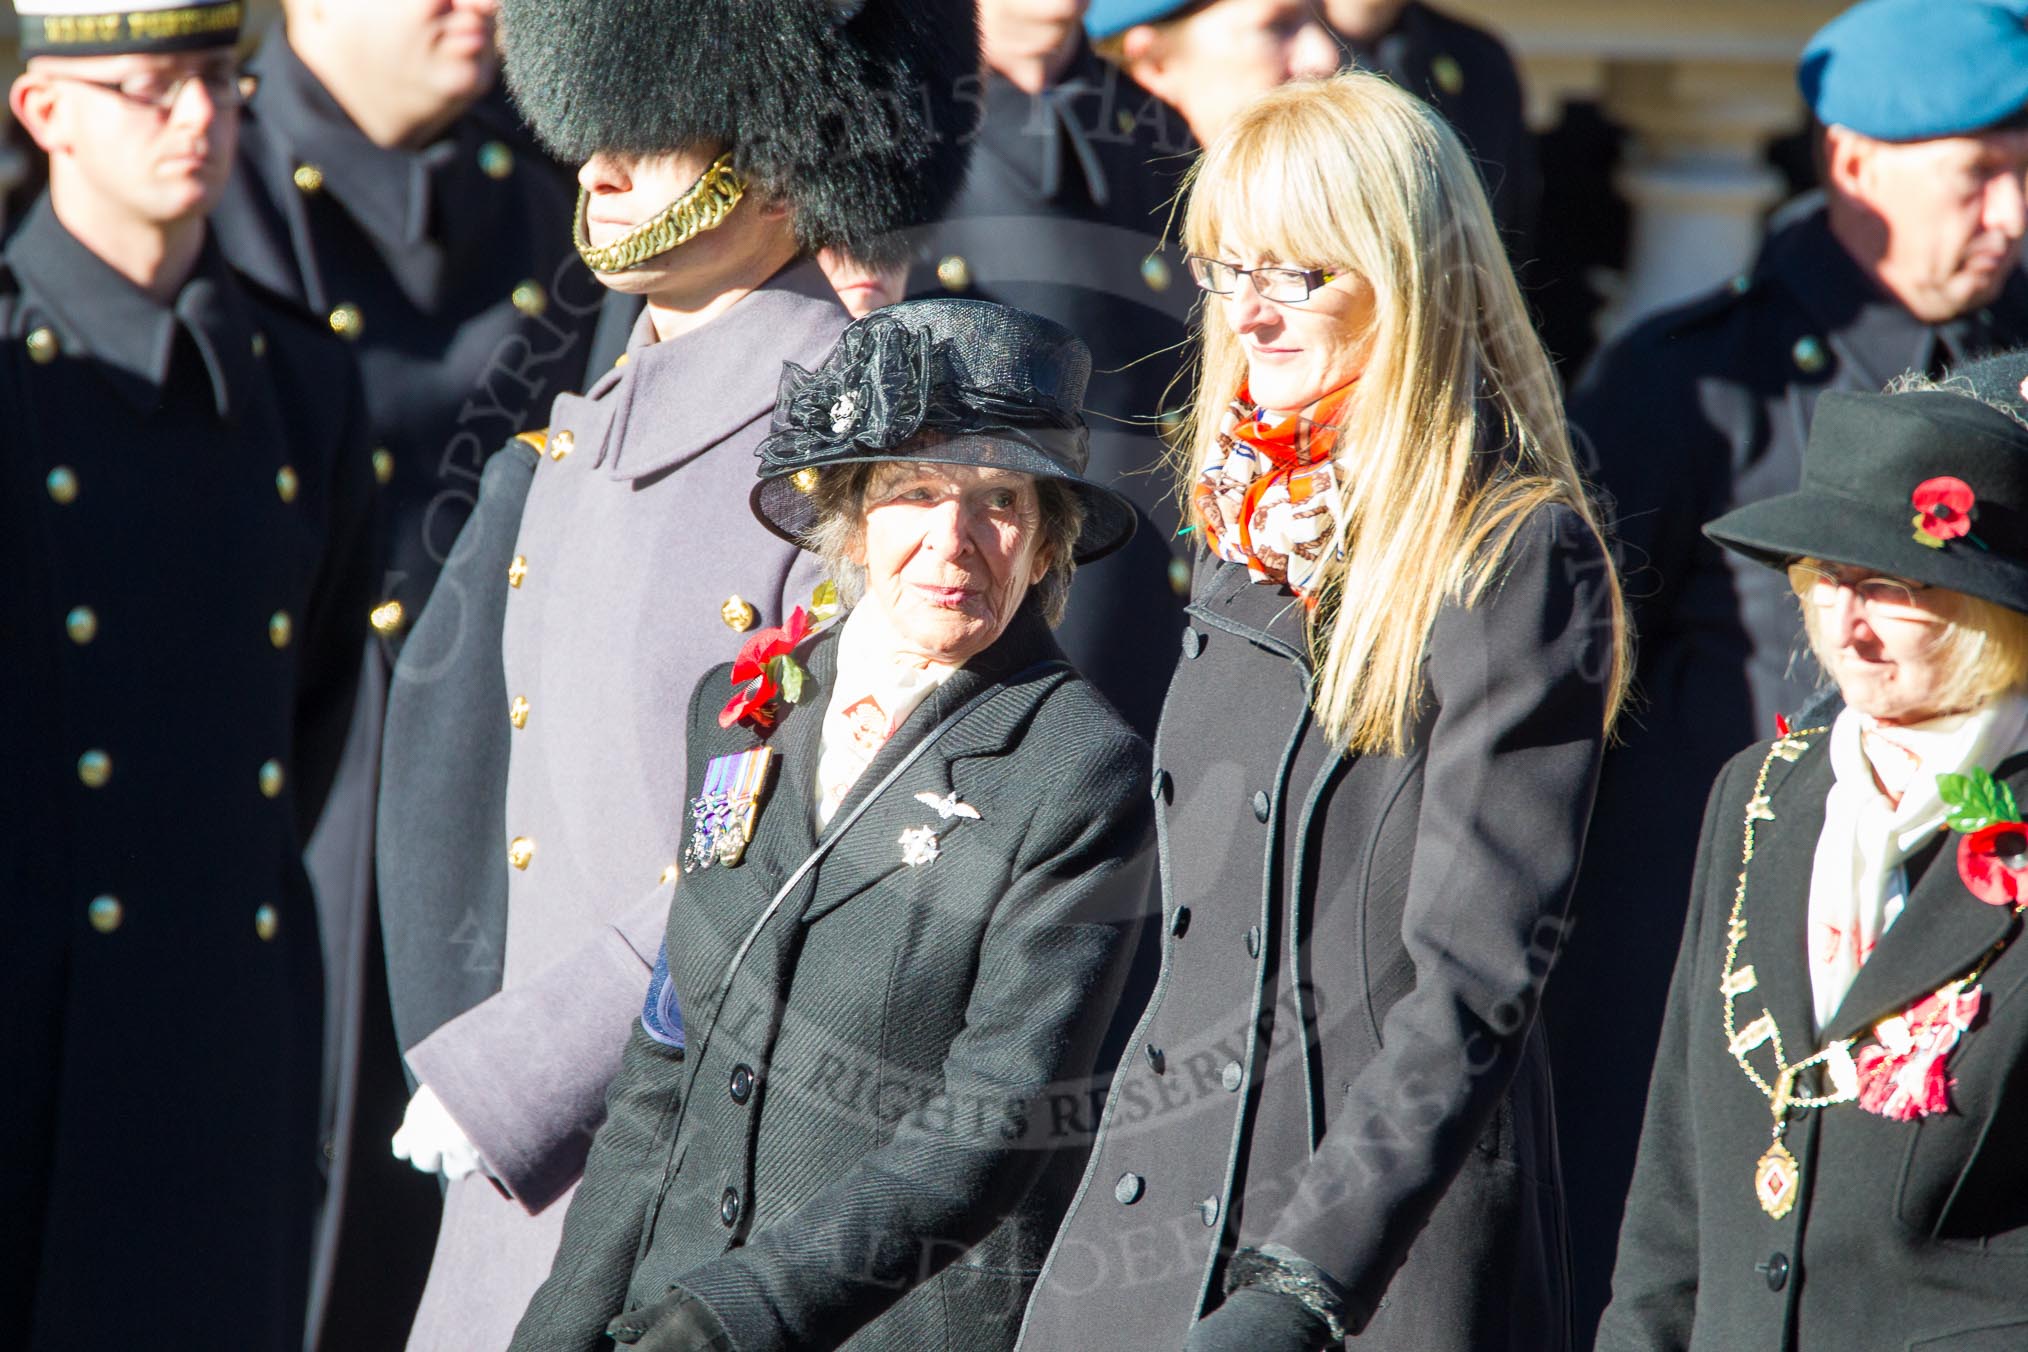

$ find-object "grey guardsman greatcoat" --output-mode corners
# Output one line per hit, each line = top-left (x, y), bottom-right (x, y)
(1020, 505), (1614, 1352)
(380, 262), (845, 1350)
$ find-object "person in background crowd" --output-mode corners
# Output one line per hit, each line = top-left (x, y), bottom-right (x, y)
(0, 1), (374, 1348)
(920, 0), (1197, 743)
(210, 3), (602, 1342)
(1322, 0), (1539, 254)
(817, 244), (910, 318)
(1020, 72), (1626, 1352)
(1552, 6), (2028, 1341)
(512, 298), (1155, 1352)
(1601, 352), (2028, 1351)
(372, 1), (977, 1347)
(1085, 0), (1340, 144)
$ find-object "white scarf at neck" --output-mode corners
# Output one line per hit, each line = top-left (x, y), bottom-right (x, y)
(1807, 694), (2028, 1030)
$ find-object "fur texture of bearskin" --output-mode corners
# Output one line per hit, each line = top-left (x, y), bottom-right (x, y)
(499, 0), (979, 264)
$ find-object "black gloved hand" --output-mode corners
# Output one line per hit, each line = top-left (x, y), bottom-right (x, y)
(605, 1286), (735, 1352)
(1182, 1286), (1334, 1352)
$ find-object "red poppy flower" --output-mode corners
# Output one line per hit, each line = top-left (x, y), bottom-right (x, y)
(1957, 821), (2028, 905)
(1912, 477), (1976, 542)
(719, 607), (811, 729)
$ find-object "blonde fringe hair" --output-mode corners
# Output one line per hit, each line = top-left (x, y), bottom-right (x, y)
(1176, 72), (1629, 754)
(1793, 558), (2028, 711)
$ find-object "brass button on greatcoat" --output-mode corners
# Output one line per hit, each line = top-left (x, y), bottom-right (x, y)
(478, 141), (515, 179)
(720, 1188), (742, 1227)
(78, 749), (111, 789)
(508, 555), (528, 589)
(508, 836), (535, 870)
(47, 466), (79, 504)
(549, 430), (575, 461)
(65, 606), (98, 645)
(1145, 1043), (1165, 1073)
(1199, 1195), (1220, 1228)
(729, 1064), (755, 1104)
(275, 465), (299, 502)
(1245, 925), (1262, 958)
(1140, 255), (1172, 292)
(1168, 557), (1191, 596)
(370, 600), (406, 635)
(1792, 336), (1827, 374)
(1182, 627), (1202, 658)
(936, 254), (971, 292)
(509, 695), (530, 730)
(328, 304), (364, 341)
(721, 595), (758, 632)
(269, 611), (293, 649)
(1251, 790), (1271, 822)
(1171, 905), (1191, 937)
(258, 759), (286, 799)
(1115, 1172), (1145, 1205)
(292, 163), (325, 194)
(1221, 1061), (1243, 1092)
(254, 905), (280, 942)
(1152, 769), (1172, 803)
(511, 281), (548, 317)
(372, 449), (394, 485)
(1432, 53), (1465, 95)
(88, 895), (123, 933)
(27, 327), (58, 364)
(251, 332), (267, 359)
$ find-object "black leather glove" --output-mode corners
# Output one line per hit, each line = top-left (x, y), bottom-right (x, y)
(605, 1287), (735, 1352)
(1182, 1287), (1334, 1352)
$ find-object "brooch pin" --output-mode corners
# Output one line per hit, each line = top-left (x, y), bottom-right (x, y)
(685, 747), (777, 872)
(913, 790), (981, 821)
(899, 825), (940, 867)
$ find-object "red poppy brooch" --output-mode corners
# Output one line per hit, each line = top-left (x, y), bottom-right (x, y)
(1939, 766), (2028, 906)
(718, 582), (841, 730)
(1911, 476), (1988, 551)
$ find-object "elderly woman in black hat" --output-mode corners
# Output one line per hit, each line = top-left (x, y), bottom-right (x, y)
(506, 298), (1154, 1352)
(1600, 351), (2028, 1352)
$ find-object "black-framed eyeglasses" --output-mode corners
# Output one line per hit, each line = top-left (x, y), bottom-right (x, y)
(1186, 254), (1340, 303)
(51, 68), (256, 114)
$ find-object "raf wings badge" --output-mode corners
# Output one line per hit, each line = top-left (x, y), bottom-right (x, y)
(685, 746), (777, 872)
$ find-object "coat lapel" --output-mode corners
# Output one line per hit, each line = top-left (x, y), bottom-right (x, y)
(1735, 736), (1833, 1066)
(1818, 753), (2028, 1043)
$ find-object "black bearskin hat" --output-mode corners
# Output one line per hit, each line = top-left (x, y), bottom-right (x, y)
(499, 0), (979, 265)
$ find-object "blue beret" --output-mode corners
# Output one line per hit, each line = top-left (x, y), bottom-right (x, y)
(1086, 0), (1198, 40)
(1800, 0), (2028, 141)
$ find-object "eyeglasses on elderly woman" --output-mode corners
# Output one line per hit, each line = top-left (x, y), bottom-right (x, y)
(1787, 562), (1947, 625)
(1184, 254), (1341, 303)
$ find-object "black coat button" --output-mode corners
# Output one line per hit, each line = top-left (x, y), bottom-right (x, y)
(1171, 905), (1191, 937)
(1153, 769), (1172, 804)
(1757, 1252), (1788, 1291)
(1182, 627), (1203, 658)
(1251, 790), (1270, 822)
(1245, 925), (1261, 957)
(729, 1064), (754, 1104)
(1115, 1172), (1145, 1205)
(720, 1188), (741, 1227)
(1146, 1043), (1165, 1073)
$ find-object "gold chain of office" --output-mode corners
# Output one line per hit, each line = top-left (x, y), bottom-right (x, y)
(1718, 725), (2000, 1220)
(573, 152), (746, 274)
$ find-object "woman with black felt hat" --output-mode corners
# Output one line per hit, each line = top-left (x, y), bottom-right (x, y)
(507, 297), (1156, 1352)
(1601, 351), (2028, 1351)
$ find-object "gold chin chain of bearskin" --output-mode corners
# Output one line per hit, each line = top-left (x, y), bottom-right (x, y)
(573, 152), (746, 274)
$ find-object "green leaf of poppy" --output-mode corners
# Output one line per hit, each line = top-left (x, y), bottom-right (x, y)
(809, 579), (840, 624)
(768, 654), (807, 705)
(1940, 773), (1993, 833)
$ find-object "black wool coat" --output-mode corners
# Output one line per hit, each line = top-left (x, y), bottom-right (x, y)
(1020, 505), (1615, 1351)
(1599, 729), (2028, 1352)
(510, 604), (1155, 1352)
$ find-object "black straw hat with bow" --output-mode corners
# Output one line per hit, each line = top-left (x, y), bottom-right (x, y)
(751, 299), (1139, 563)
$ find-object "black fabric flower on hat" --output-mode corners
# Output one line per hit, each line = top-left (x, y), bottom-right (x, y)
(763, 312), (943, 466)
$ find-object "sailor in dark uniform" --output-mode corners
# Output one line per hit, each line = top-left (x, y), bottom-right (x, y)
(914, 0), (1198, 742)
(1552, 3), (2028, 1341)
(210, 7), (601, 1339)
(1084, 0), (1341, 144)
(0, 3), (373, 1348)
(1323, 0), (1540, 252)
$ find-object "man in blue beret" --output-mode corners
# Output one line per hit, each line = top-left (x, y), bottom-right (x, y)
(1085, 0), (1339, 142)
(1552, 2), (2028, 1344)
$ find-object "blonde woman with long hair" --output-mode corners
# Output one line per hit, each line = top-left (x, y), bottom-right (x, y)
(1018, 72), (1627, 1352)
